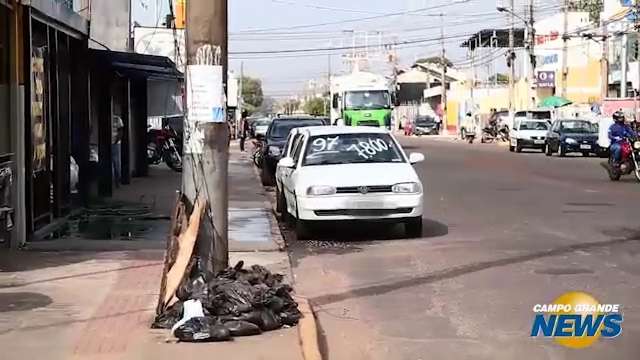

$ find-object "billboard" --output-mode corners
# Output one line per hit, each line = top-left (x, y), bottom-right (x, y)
(536, 71), (556, 88)
(134, 27), (186, 73)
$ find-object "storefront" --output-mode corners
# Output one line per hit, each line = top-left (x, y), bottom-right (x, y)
(0, 1), (14, 247)
(22, 3), (89, 237)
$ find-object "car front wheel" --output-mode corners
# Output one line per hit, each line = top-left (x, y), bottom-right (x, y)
(405, 217), (423, 238)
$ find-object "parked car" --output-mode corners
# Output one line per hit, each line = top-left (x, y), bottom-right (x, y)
(259, 116), (326, 186)
(545, 119), (600, 157)
(509, 119), (550, 153)
(252, 118), (272, 139)
(413, 115), (438, 136)
(275, 126), (425, 239)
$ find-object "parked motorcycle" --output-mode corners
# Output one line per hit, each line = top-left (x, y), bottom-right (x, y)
(147, 125), (183, 172)
(481, 123), (509, 143)
(606, 137), (640, 182)
(252, 139), (264, 168)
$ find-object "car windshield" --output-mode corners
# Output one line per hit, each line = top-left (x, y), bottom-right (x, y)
(345, 91), (390, 110)
(520, 121), (549, 131)
(560, 120), (595, 133)
(268, 120), (323, 139)
(255, 119), (271, 127)
(416, 116), (435, 125)
(530, 111), (551, 120)
(303, 133), (404, 166)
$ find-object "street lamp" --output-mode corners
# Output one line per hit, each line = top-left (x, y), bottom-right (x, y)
(497, 7), (528, 25)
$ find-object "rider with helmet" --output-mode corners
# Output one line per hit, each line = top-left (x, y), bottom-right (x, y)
(608, 111), (637, 164)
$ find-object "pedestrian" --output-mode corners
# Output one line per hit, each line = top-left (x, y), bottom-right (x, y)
(403, 115), (412, 136)
(239, 110), (249, 152)
(111, 115), (124, 188)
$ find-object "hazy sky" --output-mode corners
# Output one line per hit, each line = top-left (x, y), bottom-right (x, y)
(135, 0), (562, 97)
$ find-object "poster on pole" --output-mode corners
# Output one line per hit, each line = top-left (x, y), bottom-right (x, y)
(185, 65), (226, 154)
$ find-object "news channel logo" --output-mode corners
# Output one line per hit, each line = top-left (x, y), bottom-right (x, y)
(530, 291), (623, 349)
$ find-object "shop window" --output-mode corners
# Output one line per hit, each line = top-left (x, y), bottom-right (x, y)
(0, 5), (9, 155)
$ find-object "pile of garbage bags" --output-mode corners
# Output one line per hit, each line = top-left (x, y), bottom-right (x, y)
(152, 261), (301, 342)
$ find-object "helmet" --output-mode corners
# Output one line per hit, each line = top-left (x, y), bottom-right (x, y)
(613, 111), (625, 123)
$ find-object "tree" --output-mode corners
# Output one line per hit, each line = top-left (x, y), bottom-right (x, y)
(574, 0), (603, 23)
(303, 97), (328, 116)
(488, 73), (510, 84)
(415, 56), (453, 68)
(241, 76), (264, 114)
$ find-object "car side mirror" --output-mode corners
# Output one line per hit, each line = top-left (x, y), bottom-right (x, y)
(278, 157), (296, 168)
(408, 153), (425, 164)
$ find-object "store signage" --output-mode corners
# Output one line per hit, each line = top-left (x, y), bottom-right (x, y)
(536, 31), (560, 45)
(536, 71), (556, 88)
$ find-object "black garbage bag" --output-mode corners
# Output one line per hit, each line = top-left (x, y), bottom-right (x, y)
(210, 281), (255, 315)
(151, 301), (184, 329)
(223, 320), (262, 337)
(174, 317), (232, 342)
(264, 294), (285, 313)
(259, 308), (281, 331)
(177, 275), (209, 303)
(278, 307), (302, 326)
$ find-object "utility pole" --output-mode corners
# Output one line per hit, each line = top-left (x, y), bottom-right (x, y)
(601, 19), (609, 100)
(561, 0), (569, 98)
(508, 0), (515, 113)
(440, 13), (447, 135)
(528, 0), (536, 108)
(635, 0), (640, 121)
(325, 54), (331, 116)
(184, 0), (229, 272)
(239, 61), (244, 137)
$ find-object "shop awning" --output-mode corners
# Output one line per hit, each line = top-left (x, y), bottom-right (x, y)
(89, 49), (183, 80)
(461, 28), (526, 50)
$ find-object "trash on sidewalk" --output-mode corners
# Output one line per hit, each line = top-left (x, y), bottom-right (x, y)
(152, 194), (301, 342)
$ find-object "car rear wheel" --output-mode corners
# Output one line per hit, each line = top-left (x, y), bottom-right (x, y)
(405, 217), (423, 238)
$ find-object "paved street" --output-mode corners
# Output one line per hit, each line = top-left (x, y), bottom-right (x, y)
(286, 137), (640, 360)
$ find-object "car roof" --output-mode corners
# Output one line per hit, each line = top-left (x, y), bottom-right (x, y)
(300, 126), (389, 136)
(272, 116), (323, 122)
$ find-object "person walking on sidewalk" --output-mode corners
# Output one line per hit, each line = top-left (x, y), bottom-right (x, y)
(112, 115), (124, 188)
(239, 110), (249, 152)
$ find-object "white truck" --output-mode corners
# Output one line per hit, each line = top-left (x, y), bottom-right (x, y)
(330, 71), (393, 128)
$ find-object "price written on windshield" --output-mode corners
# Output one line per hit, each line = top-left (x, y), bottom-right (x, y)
(309, 136), (389, 159)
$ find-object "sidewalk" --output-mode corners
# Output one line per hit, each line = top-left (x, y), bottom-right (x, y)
(0, 143), (303, 360)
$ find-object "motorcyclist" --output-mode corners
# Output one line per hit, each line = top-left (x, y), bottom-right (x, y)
(608, 111), (636, 164)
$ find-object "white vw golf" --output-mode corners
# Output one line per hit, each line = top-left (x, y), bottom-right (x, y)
(275, 126), (425, 239)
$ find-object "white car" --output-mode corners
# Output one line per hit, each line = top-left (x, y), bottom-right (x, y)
(509, 119), (551, 153)
(275, 126), (425, 239)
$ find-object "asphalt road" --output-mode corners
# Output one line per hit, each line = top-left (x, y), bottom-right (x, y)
(284, 137), (640, 360)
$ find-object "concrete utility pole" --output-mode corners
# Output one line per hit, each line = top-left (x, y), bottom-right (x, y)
(528, 0), (536, 108)
(508, 0), (515, 112)
(561, 0), (569, 98)
(622, 32), (629, 98)
(440, 13), (447, 135)
(184, 0), (229, 272)
(635, 0), (640, 120)
(601, 19), (609, 100)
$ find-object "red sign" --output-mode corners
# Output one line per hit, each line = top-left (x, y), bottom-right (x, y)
(536, 31), (559, 45)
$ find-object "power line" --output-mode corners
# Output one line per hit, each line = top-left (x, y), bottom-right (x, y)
(234, 1), (471, 33)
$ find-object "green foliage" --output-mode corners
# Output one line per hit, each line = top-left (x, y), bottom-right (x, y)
(415, 56), (453, 68)
(574, 0), (604, 23)
(241, 76), (264, 114)
(303, 97), (328, 116)
(488, 73), (510, 84)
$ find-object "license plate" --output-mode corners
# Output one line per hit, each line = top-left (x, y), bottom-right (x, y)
(534, 140), (545, 144)
(580, 144), (591, 150)
(349, 200), (384, 209)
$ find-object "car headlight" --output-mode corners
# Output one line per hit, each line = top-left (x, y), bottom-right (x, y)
(565, 138), (577, 144)
(634, 141), (640, 150)
(306, 185), (337, 196)
(268, 146), (282, 157)
(392, 182), (421, 194)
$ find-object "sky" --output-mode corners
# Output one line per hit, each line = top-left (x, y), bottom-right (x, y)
(134, 0), (563, 97)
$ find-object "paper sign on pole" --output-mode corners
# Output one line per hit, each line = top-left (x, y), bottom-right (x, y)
(185, 65), (225, 154)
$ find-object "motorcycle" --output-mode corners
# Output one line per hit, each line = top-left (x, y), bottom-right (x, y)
(481, 123), (509, 143)
(147, 125), (183, 172)
(252, 139), (264, 168)
(606, 137), (640, 182)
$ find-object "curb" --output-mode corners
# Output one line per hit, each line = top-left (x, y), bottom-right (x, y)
(295, 296), (323, 360)
(239, 142), (323, 360)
